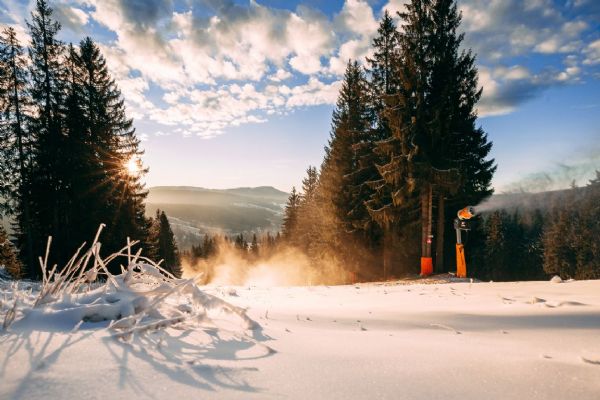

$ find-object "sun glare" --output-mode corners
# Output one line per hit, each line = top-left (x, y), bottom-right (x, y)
(126, 157), (140, 175)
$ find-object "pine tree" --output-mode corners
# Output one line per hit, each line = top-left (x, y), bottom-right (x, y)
(0, 225), (21, 278)
(543, 173), (600, 279)
(76, 37), (151, 267)
(365, 6), (425, 278)
(296, 166), (320, 254)
(61, 43), (93, 257)
(367, 0), (495, 276)
(154, 210), (181, 278)
(16, 3), (150, 276)
(282, 186), (300, 243)
(483, 211), (508, 281)
(424, 0), (495, 271)
(202, 233), (215, 258)
(319, 61), (372, 252)
(251, 233), (259, 257)
(25, 0), (69, 276)
(0, 27), (29, 214)
(0, 26), (34, 272)
(365, 10), (401, 139)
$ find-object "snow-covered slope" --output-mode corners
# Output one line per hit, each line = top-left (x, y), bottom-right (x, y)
(2, 277), (600, 399)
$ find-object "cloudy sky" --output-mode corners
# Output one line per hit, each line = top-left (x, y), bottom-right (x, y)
(1, 0), (599, 192)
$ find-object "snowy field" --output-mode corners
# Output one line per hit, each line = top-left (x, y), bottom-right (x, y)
(1, 272), (600, 399)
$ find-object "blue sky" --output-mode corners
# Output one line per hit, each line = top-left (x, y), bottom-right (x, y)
(1, 0), (599, 192)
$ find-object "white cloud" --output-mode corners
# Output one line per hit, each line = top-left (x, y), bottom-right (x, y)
(583, 39), (600, 65)
(286, 78), (342, 107)
(335, 0), (378, 38)
(477, 63), (583, 117)
(46, 0), (596, 135)
(54, 4), (89, 31)
(269, 68), (292, 82)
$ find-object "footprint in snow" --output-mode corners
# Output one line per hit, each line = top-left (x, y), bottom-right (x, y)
(430, 323), (461, 335)
(545, 301), (587, 308)
(529, 297), (546, 304)
(581, 356), (600, 366)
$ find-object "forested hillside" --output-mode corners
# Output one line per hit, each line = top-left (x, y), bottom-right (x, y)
(145, 186), (287, 250)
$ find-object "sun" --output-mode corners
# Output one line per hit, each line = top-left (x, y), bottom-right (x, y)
(126, 157), (140, 175)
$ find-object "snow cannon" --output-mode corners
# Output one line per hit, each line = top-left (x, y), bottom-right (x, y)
(454, 206), (475, 278)
(457, 206), (475, 221)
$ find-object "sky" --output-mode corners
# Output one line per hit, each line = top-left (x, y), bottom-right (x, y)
(1, 0), (599, 193)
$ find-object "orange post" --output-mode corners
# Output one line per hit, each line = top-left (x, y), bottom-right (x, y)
(420, 257), (433, 276)
(456, 243), (466, 278)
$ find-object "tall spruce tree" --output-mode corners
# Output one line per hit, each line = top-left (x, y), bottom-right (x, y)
(10, 2), (151, 277)
(367, 0), (495, 276)
(296, 166), (320, 254)
(0, 27), (29, 214)
(282, 186), (300, 244)
(76, 37), (151, 268)
(365, 10), (401, 139)
(316, 60), (379, 275)
(318, 61), (371, 255)
(25, 0), (70, 276)
(0, 27), (35, 273)
(365, 6), (425, 278)
(153, 210), (181, 278)
(426, 0), (495, 271)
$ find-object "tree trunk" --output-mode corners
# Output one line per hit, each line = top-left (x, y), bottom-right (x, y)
(421, 189), (428, 258)
(421, 184), (433, 258)
(435, 194), (445, 273)
(383, 227), (392, 280)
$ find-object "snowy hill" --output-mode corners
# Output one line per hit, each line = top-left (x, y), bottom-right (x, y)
(1, 275), (599, 399)
(146, 186), (288, 249)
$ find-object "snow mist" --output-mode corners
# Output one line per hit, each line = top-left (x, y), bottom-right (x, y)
(181, 242), (350, 287)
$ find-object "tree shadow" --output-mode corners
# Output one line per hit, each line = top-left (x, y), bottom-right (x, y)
(0, 312), (275, 398)
(102, 321), (273, 396)
(0, 329), (94, 400)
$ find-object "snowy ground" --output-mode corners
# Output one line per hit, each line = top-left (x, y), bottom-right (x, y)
(1, 275), (600, 399)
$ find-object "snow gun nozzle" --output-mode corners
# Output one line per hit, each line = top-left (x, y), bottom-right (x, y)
(457, 206), (475, 220)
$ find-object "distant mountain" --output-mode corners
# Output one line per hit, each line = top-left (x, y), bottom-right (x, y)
(145, 186), (289, 250)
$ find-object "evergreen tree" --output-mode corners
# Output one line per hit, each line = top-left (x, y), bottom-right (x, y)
(424, 0), (495, 271)
(296, 166), (320, 254)
(365, 10), (401, 138)
(25, 0), (69, 276)
(483, 211), (508, 281)
(61, 43), (92, 257)
(318, 61), (372, 257)
(202, 233), (215, 258)
(0, 27), (30, 214)
(154, 210), (181, 278)
(251, 233), (259, 256)
(76, 37), (151, 265)
(282, 186), (300, 243)
(0, 225), (21, 278)
(544, 173), (600, 279)
(12, 2), (150, 277)
(367, 0), (495, 276)
(0, 26), (34, 272)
